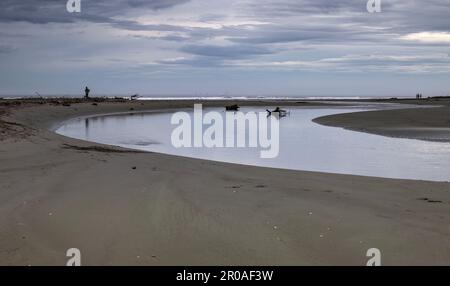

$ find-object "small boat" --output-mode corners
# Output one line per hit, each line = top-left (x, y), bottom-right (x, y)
(225, 104), (240, 111)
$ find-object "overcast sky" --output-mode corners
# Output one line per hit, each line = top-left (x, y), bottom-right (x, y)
(1, 0), (450, 97)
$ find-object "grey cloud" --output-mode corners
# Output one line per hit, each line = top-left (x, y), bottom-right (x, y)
(227, 26), (354, 44)
(197, 13), (227, 22)
(234, 0), (450, 44)
(156, 57), (223, 67)
(228, 53), (450, 74)
(155, 44), (274, 68)
(0, 0), (190, 24)
(2, 0), (450, 75)
(140, 0), (450, 48)
(112, 20), (188, 32)
(181, 44), (272, 58)
(243, 0), (373, 16)
(3, 0), (450, 47)
(0, 45), (16, 53)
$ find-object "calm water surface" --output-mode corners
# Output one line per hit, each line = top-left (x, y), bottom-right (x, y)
(55, 106), (450, 182)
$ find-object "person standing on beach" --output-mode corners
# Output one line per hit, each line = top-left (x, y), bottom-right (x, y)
(84, 86), (90, 99)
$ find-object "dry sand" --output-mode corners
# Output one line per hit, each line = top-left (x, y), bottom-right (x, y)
(0, 99), (449, 266)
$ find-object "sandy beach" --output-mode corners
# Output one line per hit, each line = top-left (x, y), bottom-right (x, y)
(1, 99), (449, 266)
(314, 98), (450, 142)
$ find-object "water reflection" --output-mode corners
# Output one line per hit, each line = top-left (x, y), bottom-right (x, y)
(84, 118), (89, 138)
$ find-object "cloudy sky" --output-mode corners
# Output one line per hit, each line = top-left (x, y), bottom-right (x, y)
(1, 0), (450, 97)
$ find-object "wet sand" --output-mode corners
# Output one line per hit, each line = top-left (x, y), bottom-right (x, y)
(0, 99), (449, 265)
(314, 98), (450, 142)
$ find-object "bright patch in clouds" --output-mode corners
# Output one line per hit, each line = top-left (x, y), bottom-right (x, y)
(401, 32), (450, 43)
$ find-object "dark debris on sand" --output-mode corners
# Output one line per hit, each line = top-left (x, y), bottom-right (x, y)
(62, 144), (147, 154)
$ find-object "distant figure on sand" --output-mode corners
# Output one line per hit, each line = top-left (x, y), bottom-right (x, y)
(84, 86), (90, 99)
